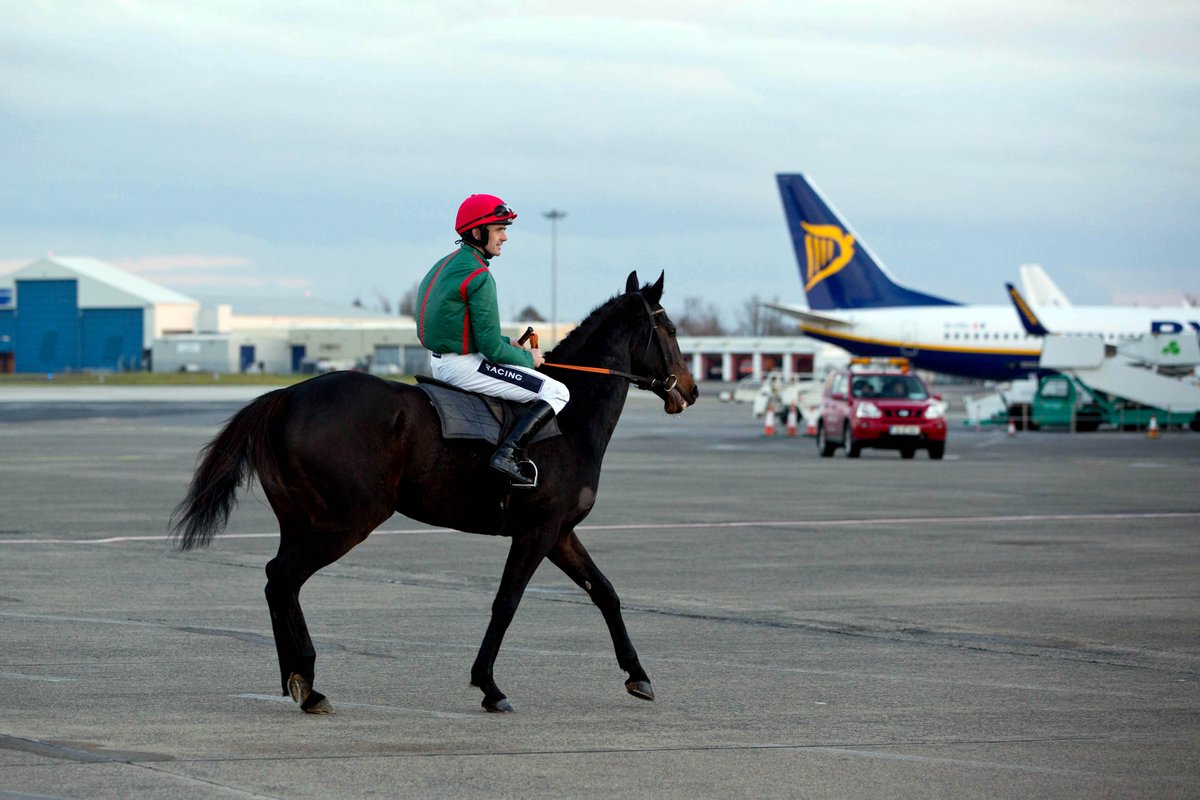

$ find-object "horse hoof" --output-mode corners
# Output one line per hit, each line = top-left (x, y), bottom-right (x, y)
(483, 697), (514, 713)
(287, 673), (308, 703)
(302, 691), (334, 715)
(287, 673), (334, 714)
(625, 679), (655, 702)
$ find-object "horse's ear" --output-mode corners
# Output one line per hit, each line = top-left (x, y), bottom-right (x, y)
(625, 271), (640, 294)
(645, 271), (664, 305)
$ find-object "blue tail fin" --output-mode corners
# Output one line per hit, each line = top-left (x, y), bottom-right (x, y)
(777, 174), (958, 310)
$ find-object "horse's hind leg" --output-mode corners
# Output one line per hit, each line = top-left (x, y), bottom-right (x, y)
(547, 531), (654, 702)
(264, 530), (365, 714)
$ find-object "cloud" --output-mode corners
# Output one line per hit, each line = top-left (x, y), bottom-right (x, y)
(152, 274), (312, 290)
(109, 255), (253, 273)
(0, 0), (1195, 318)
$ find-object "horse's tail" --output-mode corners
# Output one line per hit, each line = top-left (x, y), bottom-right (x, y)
(170, 389), (291, 551)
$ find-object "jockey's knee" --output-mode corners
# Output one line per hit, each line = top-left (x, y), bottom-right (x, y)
(541, 381), (569, 414)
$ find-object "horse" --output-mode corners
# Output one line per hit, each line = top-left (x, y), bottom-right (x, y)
(170, 271), (699, 714)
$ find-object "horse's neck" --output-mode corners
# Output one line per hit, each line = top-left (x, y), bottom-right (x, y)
(550, 313), (634, 448)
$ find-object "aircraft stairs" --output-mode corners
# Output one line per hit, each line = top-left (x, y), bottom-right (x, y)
(1039, 332), (1200, 415)
(964, 333), (1200, 427)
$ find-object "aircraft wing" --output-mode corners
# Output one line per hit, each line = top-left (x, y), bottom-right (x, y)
(764, 302), (852, 328)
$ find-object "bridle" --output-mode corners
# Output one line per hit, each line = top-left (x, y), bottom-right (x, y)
(535, 294), (679, 393)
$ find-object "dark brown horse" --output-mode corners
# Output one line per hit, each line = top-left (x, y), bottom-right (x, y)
(171, 271), (699, 714)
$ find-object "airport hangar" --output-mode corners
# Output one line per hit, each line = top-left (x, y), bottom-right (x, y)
(0, 256), (832, 381)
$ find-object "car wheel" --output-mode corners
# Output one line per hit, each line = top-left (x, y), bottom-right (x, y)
(900, 448), (915, 459)
(928, 442), (945, 460)
(817, 423), (837, 457)
(843, 423), (861, 458)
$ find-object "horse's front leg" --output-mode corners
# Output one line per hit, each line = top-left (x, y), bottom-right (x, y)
(470, 533), (553, 712)
(547, 530), (654, 702)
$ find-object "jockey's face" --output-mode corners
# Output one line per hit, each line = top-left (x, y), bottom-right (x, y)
(482, 224), (508, 258)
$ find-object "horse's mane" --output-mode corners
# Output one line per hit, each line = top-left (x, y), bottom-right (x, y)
(547, 287), (642, 362)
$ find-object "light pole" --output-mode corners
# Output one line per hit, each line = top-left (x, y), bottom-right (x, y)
(543, 209), (566, 347)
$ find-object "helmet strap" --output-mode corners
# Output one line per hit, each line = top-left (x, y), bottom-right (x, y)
(463, 227), (487, 250)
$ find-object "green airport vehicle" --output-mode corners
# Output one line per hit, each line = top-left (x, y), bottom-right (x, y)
(1008, 373), (1199, 432)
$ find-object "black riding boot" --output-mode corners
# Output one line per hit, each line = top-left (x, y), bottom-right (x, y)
(490, 400), (555, 486)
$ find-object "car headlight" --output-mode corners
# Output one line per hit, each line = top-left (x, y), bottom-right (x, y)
(925, 401), (946, 420)
(854, 401), (882, 419)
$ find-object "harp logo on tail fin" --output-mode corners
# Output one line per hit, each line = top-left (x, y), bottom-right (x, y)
(801, 222), (855, 292)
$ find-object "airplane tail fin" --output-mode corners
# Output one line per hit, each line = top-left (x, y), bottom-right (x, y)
(777, 174), (958, 310)
(1018, 263), (1072, 308)
(1006, 282), (1052, 336)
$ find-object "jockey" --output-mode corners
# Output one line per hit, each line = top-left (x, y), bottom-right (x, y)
(417, 194), (570, 486)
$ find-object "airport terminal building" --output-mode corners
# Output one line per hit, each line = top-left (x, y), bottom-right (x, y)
(0, 257), (831, 380)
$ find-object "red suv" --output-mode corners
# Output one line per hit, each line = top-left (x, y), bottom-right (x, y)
(817, 359), (947, 459)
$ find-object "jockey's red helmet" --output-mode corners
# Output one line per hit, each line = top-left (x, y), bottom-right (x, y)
(455, 194), (518, 235)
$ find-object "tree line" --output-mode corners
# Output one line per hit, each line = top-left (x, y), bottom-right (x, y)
(353, 288), (794, 337)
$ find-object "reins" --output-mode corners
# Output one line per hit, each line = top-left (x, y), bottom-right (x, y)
(542, 360), (678, 393)
(517, 298), (679, 393)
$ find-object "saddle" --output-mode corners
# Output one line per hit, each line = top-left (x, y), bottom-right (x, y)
(414, 376), (561, 446)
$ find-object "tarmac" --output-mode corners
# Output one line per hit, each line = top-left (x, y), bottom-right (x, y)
(1, 382), (1198, 799)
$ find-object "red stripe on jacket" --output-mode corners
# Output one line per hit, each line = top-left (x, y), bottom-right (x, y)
(458, 261), (490, 354)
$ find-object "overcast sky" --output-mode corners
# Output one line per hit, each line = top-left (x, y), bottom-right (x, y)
(2, 1), (1196, 322)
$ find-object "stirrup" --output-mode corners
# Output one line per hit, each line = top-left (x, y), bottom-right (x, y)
(506, 459), (538, 489)
(490, 450), (539, 488)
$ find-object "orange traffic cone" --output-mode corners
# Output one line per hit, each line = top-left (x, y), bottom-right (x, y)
(786, 404), (798, 436)
(763, 403), (776, 436)
(805, 416), (817, 437)
(1147, 416), (1160, 439)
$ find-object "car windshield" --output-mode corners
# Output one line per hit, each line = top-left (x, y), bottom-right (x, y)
(850, 375), (928, 400)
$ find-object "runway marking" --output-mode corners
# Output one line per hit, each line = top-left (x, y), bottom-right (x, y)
(160, 735), (1119, 773)
(805, 745), (1094, 777)
(235, 692), (477, 719)
(1, 511), (1197, 545)
(0, 670), (73, 683)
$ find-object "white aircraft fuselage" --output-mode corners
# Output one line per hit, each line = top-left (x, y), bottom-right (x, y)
(787, 303), (1200, 380)
(774, 174), (1196, 381)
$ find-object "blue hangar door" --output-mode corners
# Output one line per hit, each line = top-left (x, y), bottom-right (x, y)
(81, 308), (144, 370)
(15, 279), (80, 373)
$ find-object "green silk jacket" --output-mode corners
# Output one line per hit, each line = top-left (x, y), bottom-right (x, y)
(416, 244), (533, 368)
